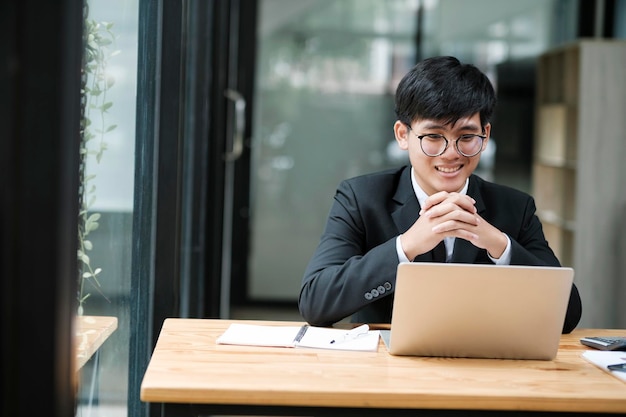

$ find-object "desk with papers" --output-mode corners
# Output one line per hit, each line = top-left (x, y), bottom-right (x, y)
(141, 318), (626, 416)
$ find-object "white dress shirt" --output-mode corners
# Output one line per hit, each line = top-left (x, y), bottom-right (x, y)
(396, 169), (511, 264)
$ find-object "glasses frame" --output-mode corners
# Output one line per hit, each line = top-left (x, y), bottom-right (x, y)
(407, 126), (487, 157)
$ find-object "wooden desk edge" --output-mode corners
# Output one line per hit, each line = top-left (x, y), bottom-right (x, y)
(75, 315), (118, 370)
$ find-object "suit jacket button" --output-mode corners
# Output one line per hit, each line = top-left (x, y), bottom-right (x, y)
(364, 292), (373, 300)
(384, 281), (392, 290)
(377, 285), (385, 294)
(370, 289), (380, 297)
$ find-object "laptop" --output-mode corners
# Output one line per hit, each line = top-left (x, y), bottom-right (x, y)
(386, 262), (574, 360)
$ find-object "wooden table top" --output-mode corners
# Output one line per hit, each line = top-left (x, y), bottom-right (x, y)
(75, 315), (118, 370)
(140, 318), (626, 414)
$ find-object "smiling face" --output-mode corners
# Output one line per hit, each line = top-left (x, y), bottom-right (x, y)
(394, 113), (490, 196)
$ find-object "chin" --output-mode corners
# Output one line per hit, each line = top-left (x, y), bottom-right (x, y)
(438, 178), (467, 193)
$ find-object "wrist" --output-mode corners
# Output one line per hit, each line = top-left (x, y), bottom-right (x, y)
(487, 232), (508, 259)
(399, 233), (419, 261)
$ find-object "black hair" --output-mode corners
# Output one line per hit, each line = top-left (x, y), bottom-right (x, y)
(394, 56), (496, 128)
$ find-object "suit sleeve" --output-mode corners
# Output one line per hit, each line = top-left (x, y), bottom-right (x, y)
(298, 180), (399, 326)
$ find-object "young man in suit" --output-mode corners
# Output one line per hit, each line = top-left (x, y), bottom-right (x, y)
(298, 56), (582, 332)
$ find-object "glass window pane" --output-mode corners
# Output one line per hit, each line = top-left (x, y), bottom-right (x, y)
(76, 0), (138, 415)
(249, 0), (418, 301)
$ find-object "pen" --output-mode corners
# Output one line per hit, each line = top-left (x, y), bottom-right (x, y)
(330, 324), (369, 344)
(607, 362), (626, 373)
(293, 325), (309, 344)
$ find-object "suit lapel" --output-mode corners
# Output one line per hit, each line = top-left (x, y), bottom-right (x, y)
(391, 167), (436, 262)
(391, 166), (420, 233)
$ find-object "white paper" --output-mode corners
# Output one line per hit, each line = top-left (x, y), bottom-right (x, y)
(216, 323), (302, 347)
(216, 323), (380, 352)
(582, 350), (626, 383)
(296, 325), (380, 351)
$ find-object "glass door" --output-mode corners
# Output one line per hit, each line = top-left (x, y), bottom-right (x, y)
(247, 0), (420, 301)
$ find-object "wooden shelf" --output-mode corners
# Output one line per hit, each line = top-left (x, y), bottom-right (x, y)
(532, 165), (576, 224)
(532, 40), (626, 327)
(535, 104), (578, 165)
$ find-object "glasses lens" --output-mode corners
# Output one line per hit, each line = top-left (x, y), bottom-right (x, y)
(420, 135), (446, 156)
(457, 136), (483, 157)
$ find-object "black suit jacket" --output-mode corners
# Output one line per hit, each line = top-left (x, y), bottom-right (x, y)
(299, 165), (582, 332)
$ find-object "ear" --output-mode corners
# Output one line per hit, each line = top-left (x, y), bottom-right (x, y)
(394, 120), (410, 151)
(482, 123), (492, 150)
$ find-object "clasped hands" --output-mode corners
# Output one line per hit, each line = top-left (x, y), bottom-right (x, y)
(399, 191), (508, 261)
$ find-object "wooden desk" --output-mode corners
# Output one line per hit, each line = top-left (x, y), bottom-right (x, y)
(141, 319), (626, 416)
(75, 315), (118, 370)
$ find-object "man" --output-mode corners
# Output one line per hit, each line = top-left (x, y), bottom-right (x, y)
(298, 56), (582, 333)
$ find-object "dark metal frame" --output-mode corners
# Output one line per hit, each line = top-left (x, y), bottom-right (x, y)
(128, 0), (163, 415)
(129, 1), (258, 416)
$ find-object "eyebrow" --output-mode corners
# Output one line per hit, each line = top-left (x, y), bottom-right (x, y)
(421, 122), (481, 132)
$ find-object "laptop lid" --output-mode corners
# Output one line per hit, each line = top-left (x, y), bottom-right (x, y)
(388, 262), (574, 360)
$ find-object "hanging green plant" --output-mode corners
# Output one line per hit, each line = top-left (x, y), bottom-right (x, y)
(77, 17), (119, 316)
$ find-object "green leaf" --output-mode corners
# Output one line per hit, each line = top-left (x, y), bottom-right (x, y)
(87, 213), (101, 222)
(80, 253), (90, 264)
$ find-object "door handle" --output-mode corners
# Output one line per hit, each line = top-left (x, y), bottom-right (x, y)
(224, 89), (246, 161)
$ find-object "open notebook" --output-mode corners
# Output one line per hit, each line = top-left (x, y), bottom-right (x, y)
(216, 323), (380, 352)
(386, 262), (574, 360)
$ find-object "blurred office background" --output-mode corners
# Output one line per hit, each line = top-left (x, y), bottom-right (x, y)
(3, 0), (626, 416)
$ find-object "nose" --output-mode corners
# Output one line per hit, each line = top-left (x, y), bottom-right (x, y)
(441, 140), (461, 158)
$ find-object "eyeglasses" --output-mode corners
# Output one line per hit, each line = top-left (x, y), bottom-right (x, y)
(408, 127), (486, 157)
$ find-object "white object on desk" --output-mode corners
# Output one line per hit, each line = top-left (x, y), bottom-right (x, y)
(216, 323), (380, 352)
(329, 324), (369, 344)
(582, 350), (626, 383)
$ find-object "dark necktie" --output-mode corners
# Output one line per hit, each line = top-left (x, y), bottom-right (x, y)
(432, 241), (447, 263)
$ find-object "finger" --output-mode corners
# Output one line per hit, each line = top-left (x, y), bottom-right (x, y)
(431, 212), (480, 233)
(421, 192), (476, 215)
(420, 191), (449, 213)
(442, 194), (476, 213)
(423, 201), (478, 221)
(432, 222), (479, 241)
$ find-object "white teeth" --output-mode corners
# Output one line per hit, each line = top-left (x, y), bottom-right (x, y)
(437, 166), (461, 173)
